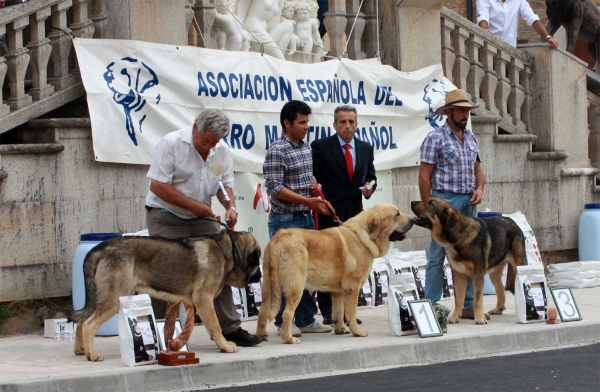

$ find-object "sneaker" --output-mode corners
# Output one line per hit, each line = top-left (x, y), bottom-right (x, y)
(277, 323), (302, 337)
(222, 328), (262, 347)
(298, 320), (333, 333)
(461, 308), (491, 320)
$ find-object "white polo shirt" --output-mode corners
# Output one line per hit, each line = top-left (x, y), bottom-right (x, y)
(476, 0), (540, 47)
(145, 126), (234, 219)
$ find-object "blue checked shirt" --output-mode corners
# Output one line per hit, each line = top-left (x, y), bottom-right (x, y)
(420, 122), (479, 194)
(263, 133), (315, 214)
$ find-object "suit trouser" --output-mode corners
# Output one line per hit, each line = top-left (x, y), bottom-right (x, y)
(146, 207), (241, 334)
(425, 190), (476, 309)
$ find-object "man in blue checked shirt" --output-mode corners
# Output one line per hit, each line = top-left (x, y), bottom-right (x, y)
(263, 100), (332, 337)
(418, 89), (487, 322)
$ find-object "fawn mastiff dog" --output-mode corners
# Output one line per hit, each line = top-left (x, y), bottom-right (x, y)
(411, 198), (527, 325)
(70, 231), (261, 361)
(256, 203), (414, 344)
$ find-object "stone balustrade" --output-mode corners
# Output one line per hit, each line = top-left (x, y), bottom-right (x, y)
(0, 0), (105, 134)
(440, 7), (534, 134)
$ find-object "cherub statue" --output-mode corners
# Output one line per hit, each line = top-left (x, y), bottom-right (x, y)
(212, 0), (249, 52)
(292, 1), (314, 63)
(307, 0), (326, 63)
(236, 0), (286, 59)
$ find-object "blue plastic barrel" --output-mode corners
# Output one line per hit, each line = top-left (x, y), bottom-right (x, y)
(72, 233), (122, 336)
(579, 204), (600, 261)
(477, 212), (506, 294)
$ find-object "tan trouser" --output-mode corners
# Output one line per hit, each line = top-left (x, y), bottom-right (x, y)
(146, 207), (241, 334)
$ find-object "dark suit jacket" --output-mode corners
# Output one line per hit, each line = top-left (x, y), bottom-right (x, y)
(311, 135), (376, 229)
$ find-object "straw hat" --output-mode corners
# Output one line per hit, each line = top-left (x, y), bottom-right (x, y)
(435, 89), (479, 115)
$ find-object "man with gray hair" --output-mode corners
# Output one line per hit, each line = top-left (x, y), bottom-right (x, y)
(311, 105), (377, 325)
(145, 108), (262, 347)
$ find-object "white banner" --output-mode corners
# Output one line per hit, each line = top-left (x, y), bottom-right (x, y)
(74, 38), (453, 172)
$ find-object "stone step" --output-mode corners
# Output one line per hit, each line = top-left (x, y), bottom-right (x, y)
(527, 151), (569, 161)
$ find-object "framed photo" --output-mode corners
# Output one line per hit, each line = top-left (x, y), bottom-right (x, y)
(407, 299), (443, 338)
(156, 318), (189, 352)
(550, 288), (582, 322)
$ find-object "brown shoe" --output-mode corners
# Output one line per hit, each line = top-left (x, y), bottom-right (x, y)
(462, 308), (490, 320)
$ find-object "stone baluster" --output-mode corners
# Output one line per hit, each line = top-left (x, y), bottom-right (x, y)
(451, 25), (469, 90)
(192, 0), (215, 48)
(27, 7), (55, 101)
(521, 64), (532, 133)
(70, 0), (95, 75)
(5, 16), (32, 111)
(480, 42), (498, 114)
(324, 0), (347, 58)
(440, 17), (455, 83)
(494, 50), (511, 121)
(49, 0), (76, 90)
(465, 34), (484, 106)
(344, 0), (366, 60)
(0, 27), (10, 117)
(507, 57), (525, 130)
(90, 0), (107, 38)
(363, 0), (378, 58)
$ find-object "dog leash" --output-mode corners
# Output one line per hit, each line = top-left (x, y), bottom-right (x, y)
(198, 217), (244, 267)
(311, 185), (343, 226)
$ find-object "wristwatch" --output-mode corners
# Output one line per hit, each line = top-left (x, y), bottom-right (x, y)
(228, 206), (238, 216)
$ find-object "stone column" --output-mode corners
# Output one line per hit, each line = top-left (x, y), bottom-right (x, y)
(381, 0), (447, 72)
(324, 0), (346, 58)
(5, 16), (32, 111)
(27, 7), (55, 101)
(523, 44), (589, 168)
(345, 0), (366, 59)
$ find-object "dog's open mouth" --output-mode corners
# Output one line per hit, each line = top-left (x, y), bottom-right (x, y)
(412, 217), (432, 229)
(389, 231), (407, 242)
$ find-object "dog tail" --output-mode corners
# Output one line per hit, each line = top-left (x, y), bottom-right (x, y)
(69, 248), (102, 324)
(262, 246), (282, 323)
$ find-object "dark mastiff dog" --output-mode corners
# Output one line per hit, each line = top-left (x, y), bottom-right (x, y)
(411, 198), (526, 325)
(545, 0), (600, 72)
(70, 231), (261, 361)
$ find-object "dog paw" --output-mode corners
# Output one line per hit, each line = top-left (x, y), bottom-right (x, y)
(488, 307), (505, 315)
(220, 341), (239, 353)
(350, 327), (368, 337)
(475, 317), (488, 325)
(448, 313), (461, 324)
(334, 326), (349, 335)
(86, 352), (104, 362)
(284, 336), (301, 344)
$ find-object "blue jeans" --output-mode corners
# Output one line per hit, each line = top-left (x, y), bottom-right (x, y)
(426, 190), (478, 309)
(268, 211), (318, 328)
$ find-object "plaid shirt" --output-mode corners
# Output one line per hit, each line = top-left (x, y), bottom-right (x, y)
(420, 121), (479, 194)
(263, 133), (314, 214)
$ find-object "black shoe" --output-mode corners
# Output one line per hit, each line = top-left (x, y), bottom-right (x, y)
(223, 328), (262, 347)
(194, 314), (202, 326)
(344, 317), (362, 325)
(322, 315), (333, 325)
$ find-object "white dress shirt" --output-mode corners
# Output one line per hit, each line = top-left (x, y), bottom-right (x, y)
(146, 126), (234, 219)
(476, 0), (540, 47)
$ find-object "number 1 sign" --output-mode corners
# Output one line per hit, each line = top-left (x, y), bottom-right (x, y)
(408, 299), (443, 338)
(550, 288), (582, 322)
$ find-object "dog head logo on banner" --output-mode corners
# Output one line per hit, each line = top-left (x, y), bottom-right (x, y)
(423, 78), (450, 128)
(103, 57), (161, 146)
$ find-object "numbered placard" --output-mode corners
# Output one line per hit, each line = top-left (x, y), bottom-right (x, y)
(408, 299), (443, 338)
(550, 288), (582, 322)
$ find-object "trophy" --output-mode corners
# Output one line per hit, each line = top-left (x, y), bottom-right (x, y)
(212, 164), (230, 202)
(157, 299), (200, 366)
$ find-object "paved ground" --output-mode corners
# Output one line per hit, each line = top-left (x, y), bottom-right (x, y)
(0, 287), (598, 392)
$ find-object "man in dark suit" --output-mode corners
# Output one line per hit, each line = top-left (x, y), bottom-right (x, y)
(311, 105), (377, 325)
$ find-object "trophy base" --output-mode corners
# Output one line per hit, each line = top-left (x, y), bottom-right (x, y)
(546, 319), (558, 325)
(158, 351), (200, 366)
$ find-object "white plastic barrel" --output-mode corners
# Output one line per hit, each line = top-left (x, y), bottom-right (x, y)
(579, 203), (600, 261)
(477, 212), (508, 295)
(72, 233), (122, 336)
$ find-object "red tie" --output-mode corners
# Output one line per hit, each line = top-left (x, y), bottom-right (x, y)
(343, 144), (353, 181)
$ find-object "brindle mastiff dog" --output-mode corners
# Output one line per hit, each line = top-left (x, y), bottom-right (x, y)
(411, 198), (526, 325)
(256, 203), (414, 344)
(70, 231), (261, 361)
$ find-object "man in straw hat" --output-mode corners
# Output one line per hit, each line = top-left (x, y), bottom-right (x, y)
(418, 89), (488, 321)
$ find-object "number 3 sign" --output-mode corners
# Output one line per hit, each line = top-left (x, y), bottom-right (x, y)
(550, 288), (582, 322)
(408, 299), (443, 337)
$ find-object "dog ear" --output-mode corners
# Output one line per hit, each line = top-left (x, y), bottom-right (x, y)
(367, 213), (384, 239)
